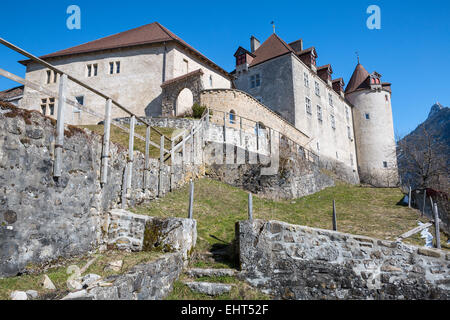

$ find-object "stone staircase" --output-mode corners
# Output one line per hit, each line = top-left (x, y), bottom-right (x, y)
(182, 268), (239, 296)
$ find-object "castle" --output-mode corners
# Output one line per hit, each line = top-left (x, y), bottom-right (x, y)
(17, 22), (398, 187)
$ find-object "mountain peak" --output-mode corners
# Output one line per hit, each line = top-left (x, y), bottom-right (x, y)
(428, 102), (445, 118)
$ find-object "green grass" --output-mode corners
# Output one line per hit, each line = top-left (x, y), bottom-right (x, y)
(80, 125), (182, 159)
(0, 250), (162, 300)
(133, 178), (449, 254)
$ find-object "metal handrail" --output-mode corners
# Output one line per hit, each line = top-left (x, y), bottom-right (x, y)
(0, 37), (171, 143)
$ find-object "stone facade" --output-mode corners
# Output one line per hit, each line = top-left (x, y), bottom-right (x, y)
(21, 43), (231, 125)
(237, 219), (449, 300)
(233, 53), (359, 179)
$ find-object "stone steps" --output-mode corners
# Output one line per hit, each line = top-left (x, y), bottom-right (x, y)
(183, 281), (233, 296)
(185, 268), (238, 278)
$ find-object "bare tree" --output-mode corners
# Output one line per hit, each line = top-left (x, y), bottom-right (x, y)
(397, 128), (448, 192)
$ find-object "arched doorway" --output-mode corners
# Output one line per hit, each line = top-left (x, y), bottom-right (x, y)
(176, 88), (194, 116)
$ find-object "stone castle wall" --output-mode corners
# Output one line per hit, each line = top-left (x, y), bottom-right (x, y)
(237, 219), (449, 300)
(0, 103), (202, 278)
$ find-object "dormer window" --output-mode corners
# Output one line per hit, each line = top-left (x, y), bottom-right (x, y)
(237, 54), (246, 66)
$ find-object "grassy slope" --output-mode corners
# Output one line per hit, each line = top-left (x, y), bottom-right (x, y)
(80, 125), (182, 159)
(133, 178), (449, 253)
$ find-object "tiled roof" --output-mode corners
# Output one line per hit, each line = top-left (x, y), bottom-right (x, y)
(20, 22), (230, 78)
(0, 85), (24, 101)
(345, 63), (370, 94)
(161, 69), (203, 87)
(249, 33), (296, 67)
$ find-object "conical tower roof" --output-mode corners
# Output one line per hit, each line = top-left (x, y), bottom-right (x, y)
(345, 63), (370, 94)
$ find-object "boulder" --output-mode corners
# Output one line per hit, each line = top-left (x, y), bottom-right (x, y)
(10, 291), (28, 300)
(42, 275), (56, 290)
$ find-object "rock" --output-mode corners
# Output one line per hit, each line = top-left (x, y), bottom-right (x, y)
(184, 282), (232, 296)
(42, 275), (56, 290)
(26, 290), (39, 299)
(67, 279), (83, 291)
(61, 290), (88, 300)
(104, 260), (123, 272)
(81, 274), (102, 287)
(186, 268), (237, 278)
(10, 291), (28, 300)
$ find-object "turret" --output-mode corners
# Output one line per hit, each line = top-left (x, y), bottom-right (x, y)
(345, 63), (399, 187)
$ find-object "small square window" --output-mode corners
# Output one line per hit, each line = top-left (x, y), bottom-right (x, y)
(365, 113), (370, 120)
(383, 161), (388, 168)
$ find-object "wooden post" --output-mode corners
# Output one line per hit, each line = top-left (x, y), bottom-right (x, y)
(332, 200), (337, 231)
(248, 193), (253, 221)
(144, 125), (151, 189)
(158, 135), (164, 197)
(422, 189), (427, 217)
(170, 140), (175, 191)
(434, 203), (441, 249)
(121, 163), (128, 209)
(101, 98), (112, 185)
(223, 112), (227, 143)
(408, 186), (412, 208)
(127, 116), (135, 189)
(182, 133), (186, 165)
(239, 117), (243, 147)
(191, 128), (195, 164)
(54, 73), (67, 178)
(188, 179), (194, 219)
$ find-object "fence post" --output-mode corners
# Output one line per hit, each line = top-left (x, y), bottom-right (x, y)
(332, 200), (337, 231)
(121, 163), (128, 209)
(170, 140), (175, 191)
(248, 193), (253, 221)
(223, 112), (227, 143)
(434, 203), (441, 249)
(182, 132), (186, 165)
(422, 189), (426, 217)
(54, 73), (67, 178)
(191, 128), (195, 164)
(127, 116), (135, 189)
(101, 98), (112, 185)
(188, 179), (194, 219)
(408, 186), (412, 208)
(144, 125), (151, 190)
(239, 117), (243, 147)
(158, 135), (164, 197)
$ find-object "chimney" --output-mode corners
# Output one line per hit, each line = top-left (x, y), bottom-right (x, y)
(250, 36), (260, 53)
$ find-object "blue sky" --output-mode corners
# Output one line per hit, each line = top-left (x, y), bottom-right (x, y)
(0, 0), (449, 136)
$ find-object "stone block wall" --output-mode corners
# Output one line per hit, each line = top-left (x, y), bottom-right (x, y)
(237, 219), (449, 300)
(0, 103), (202, 278)
(106, 209), (197, 263)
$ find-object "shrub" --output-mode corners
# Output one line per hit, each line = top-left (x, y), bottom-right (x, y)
(192, 103), (207, 119)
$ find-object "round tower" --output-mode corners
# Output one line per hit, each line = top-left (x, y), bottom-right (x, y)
(345, 63), (399, 187)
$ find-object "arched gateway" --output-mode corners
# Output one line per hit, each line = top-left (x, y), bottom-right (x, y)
(161, 69), (204, 117)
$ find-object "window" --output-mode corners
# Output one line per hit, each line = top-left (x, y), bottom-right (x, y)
(365, 113), (370, 120)
(385, 94), (389, 102)
(304, 72), (309, 88)
(383, 161), (388, 168)
(317, 105), (323, 122)
(49, 98), (55, 116)
(330, 114), (336, 129)
(315, 82), (320, 96)
(236, 54), (246, 66)
(41, 97), (56, 116)
(229, 110), (236, 124)
(93, 64), (98, 76)
(75, 96), (84, 106)
(46, 71), (52, 84)
(347, 126), (352, 140)
(86, 64), (98, 77)
(329, 93), (334, 107)
(345, 107), (350, 121)
(210, 75), (213, 87)
(250, 74), (261, 88)
(183, 59), (189, 74)
(109, 62), (114, 74)
(116, 61), (120, 74)
(305, 97), (312, 115)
